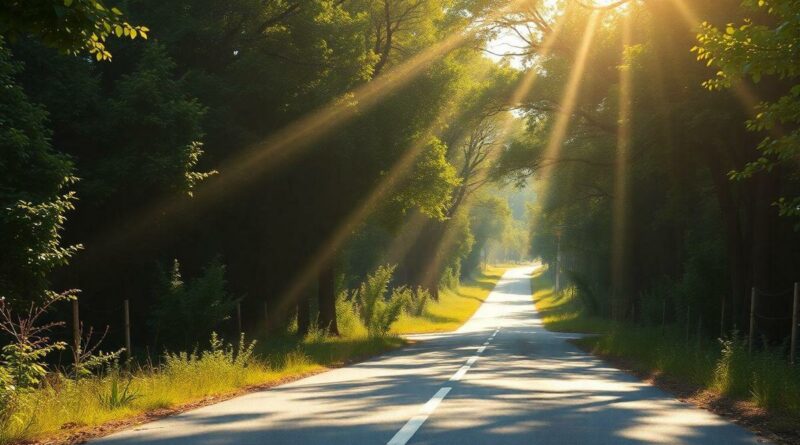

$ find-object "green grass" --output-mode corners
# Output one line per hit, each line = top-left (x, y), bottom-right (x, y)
(0, 332), (402, 444)
(530, 266), (800, 420)
(2, 266), (508, 443)
(391, 265), (507, 334)
(530, 267), (610, 333)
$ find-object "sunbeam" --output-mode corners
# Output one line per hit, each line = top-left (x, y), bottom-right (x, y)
(80, 0), (539, 264)
(382, 12), (570, 299)
(610, 12), (632, 319)
(273, 6), (571, 315)
(669, 0), (766, 120)
(274, 83), (484, 314)
(534, 11), (601, 204)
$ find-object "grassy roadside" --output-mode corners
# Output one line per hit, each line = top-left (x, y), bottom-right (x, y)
(1, 334), (403, 444)
(3, 266), (508, 444)
(530, 267), (610, 334)
(530, 266), (800, 442)
(391, 265), (508, 334)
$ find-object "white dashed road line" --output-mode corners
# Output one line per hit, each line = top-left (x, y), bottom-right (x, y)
(386, 387), (451, 445)
(386, 329), (499, 445)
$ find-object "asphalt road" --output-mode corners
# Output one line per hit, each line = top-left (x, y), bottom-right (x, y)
(92, 266), (766, 444)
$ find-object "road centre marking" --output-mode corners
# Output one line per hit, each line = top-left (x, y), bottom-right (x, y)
(388, 332), (497, 444)
(450, 365), (470, 381)
(387, 387), (452, 445)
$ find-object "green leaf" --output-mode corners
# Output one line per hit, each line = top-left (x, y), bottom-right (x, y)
(115, 25), (123, 37)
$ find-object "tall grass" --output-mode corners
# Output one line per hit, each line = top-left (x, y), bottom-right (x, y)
(531, 267), (800, 419)
(585, 326), (800, 417)
(0, 330), (402, 444)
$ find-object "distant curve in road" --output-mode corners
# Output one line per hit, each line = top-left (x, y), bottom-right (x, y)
(92, 266), (766, 445)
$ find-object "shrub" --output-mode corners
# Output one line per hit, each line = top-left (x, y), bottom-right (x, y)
(439, 265), (460, 291)
(398, 286), (429, 317)
(151, 258), (238, 349)
(350, 265), (407, 336)
(334, 290), (363, 337)
(0, 293), (70, 390)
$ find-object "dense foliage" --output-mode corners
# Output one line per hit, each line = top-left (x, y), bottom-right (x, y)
(497, 1), (799, 346)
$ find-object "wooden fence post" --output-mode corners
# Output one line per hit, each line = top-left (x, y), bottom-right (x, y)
(72, 298), (80, 371)
(791, 282), (798, 366)
(124, 299), (131, 362)
(749, 287), (756, 355)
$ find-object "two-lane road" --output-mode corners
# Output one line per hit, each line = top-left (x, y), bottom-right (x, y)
(93, 266), (766, 444)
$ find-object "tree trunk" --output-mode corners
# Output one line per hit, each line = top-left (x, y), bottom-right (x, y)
(297, 294), (310, 336)
(317, 263), (339, 335)
(703, 143), (751, 330)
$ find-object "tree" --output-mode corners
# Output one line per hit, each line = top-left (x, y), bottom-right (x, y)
(0, 0), (148, 60)
(0, 38), (79, 303)
(695, 0), (800, 223)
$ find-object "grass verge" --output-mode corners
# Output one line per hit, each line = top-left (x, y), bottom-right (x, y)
(391, 265), (507, 334)
(530, 267), (610, 333)
(1, 333), (403, 444)
(530, 266), (800, 443)
(4, 265), (509, 444)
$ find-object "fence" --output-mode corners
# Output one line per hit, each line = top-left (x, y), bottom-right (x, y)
(669, 282), (799, 366)
(747, 283), (799, 365)
(68, 298), (252, 366)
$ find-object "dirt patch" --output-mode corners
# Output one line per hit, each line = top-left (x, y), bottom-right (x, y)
(569, 338), (800, 445)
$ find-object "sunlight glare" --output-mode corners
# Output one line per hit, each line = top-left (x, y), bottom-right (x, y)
(610, 13), (633, 319)
(535, 12), (601, 203)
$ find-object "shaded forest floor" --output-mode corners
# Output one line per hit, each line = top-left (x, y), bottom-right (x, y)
(530, 269), (800, 445)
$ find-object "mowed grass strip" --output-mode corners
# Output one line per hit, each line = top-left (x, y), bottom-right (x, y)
(392, 265), (508, 334)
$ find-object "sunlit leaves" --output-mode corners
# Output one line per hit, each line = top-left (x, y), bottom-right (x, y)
(0, 0), (148, 61)
(695, 0), (800, 221)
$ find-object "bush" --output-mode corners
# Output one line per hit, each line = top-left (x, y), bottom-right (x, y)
(397, 286), (429, 317)
(334, 290), (363, 337)
(439, 265), (460, 290)
(350, 265), (407, 336)
(151, 258), (238, 349)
